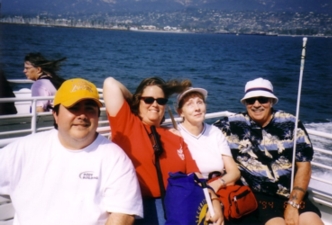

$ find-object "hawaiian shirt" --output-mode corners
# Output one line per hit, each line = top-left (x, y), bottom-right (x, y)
(214, 109), (313, 198)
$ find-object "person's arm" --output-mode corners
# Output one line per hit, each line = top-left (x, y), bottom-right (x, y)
(284, 161), (311, 225)
(195, 171), (224, 225)
(192, 171), (224, 224)
(105, 213), (135, 225)
(36, 106), (45, 112)
(208, 155), (241, 192)
(209, 126), (241, 192)
(204, 185), (224, 225)
(103, 77), (132, 117)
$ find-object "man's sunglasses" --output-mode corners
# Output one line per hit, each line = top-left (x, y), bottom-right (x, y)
(140, 97), (168, 105)
(245, 97), (270, 105)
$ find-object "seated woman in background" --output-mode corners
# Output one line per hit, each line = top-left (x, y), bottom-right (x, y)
(176, 87), (240, 192)
(23, 52), (66, 112)
(103, 77), (223, 225)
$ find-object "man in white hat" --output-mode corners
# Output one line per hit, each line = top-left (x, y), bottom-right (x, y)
(214, 77), (323, 225)
(0, 78), (143, 225)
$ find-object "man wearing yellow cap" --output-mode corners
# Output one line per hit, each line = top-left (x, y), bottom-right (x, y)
(214, 78), (323, 225)
(0, 78), (143, 225)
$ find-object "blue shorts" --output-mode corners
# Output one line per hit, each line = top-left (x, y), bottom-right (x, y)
(226, 192), (321, 225)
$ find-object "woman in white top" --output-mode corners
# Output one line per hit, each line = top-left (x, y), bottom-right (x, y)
(23, 52), (66, 112)
(176, 87), (240, 193)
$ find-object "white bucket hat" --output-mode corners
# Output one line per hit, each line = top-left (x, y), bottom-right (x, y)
(241, 77), (278, 105)
(176, 87), (208, 109)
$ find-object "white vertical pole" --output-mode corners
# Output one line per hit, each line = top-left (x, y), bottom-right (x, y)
(31, 98), (37, 134)
(290, 37), (308, 191)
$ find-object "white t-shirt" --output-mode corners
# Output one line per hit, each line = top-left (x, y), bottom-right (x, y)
(178, 123), (232, 179)
(31, 79), (57, 111)
(0, 129), (143, 225)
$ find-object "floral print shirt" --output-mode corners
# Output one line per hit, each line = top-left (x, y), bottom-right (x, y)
(214, 109), (313, 198)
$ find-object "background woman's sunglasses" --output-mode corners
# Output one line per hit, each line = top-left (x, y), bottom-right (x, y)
(245, 97), (270, 105)
(140, 97), (168, 105)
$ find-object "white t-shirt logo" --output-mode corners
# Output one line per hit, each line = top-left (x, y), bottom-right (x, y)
(79, 171), (99, 179)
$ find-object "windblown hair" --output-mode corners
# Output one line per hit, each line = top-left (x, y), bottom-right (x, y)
(24, 52), (66, 89)
(130, 76), (192, 122)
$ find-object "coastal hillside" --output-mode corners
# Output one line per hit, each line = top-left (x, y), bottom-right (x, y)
(4, 0), (332, 16)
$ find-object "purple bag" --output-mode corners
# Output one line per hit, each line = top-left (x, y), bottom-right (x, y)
(165, 172), (208, 225)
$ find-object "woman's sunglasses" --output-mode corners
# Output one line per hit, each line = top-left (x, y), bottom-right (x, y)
(245, 97), (270, 105)
(140, 97), (168, 105)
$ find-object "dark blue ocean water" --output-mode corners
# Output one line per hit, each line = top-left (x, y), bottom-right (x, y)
(1, 23), (332, 190)
(1, 23), (332, 124)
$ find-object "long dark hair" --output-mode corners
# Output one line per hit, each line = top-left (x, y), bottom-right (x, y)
(24, 52), (66, 89)
(130, 76), (192, 122)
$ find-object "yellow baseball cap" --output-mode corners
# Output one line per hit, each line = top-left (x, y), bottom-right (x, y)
(54, 78), (103, 107)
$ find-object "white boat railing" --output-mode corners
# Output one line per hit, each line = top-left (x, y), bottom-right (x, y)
(1, 99), (331, 188)
(0, 92), (110, 148)
(1, 95), (331, 184)
(306, 129), (332, 209)
(305, 130), (332, 175)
